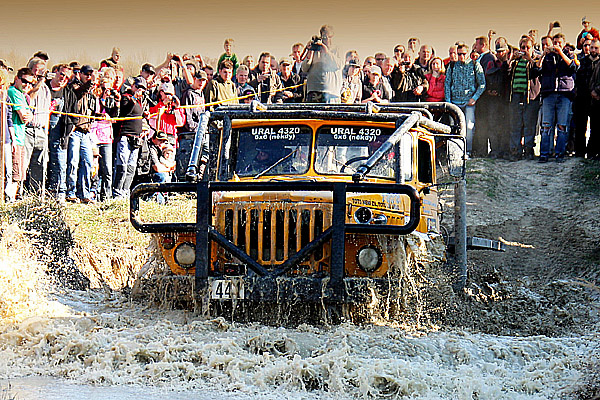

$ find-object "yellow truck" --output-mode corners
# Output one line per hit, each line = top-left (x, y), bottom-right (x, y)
(131, 103), (497, 320)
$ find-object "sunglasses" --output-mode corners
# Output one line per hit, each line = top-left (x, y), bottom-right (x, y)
(457, 52), (468, 56)
(20, 77), (35, 85)
(375, 58), (385, 61)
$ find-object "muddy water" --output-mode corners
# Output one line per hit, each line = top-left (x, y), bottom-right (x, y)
(0, 226), (597, 399)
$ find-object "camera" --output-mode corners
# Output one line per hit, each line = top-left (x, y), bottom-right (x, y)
(553, 21), (561, 28)
(402, 61), (411, 66)
(310, 35), (324, 51)
(172, 54), (181, 62)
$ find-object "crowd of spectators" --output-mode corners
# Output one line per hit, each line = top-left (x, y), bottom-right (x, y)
(1, 19), (599, 204)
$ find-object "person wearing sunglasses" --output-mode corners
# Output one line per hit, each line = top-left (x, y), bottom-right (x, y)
(444, 43), (486, 157)
(6, 68), (36, 201)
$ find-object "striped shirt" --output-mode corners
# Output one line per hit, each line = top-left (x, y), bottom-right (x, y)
(512, 59), (528, 94)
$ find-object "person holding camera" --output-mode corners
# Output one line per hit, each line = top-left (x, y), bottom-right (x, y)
(301, 25), (343, 103)
(149, 82), (185, 143)
(390, 52), (428, 102)
(537, 33), (578, 163)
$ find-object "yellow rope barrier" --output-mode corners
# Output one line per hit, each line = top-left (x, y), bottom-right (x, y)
(0, 81), (307, 122)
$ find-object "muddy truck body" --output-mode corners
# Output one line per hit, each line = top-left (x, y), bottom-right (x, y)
(130, 103), (502, 318)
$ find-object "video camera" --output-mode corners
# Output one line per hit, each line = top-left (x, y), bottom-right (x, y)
(310, 35), (324, 51)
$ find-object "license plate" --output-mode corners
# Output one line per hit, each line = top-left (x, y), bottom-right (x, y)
(211, 279), (245, 300)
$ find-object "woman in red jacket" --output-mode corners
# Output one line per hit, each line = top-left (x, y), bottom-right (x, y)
(425, 57), (445, 102)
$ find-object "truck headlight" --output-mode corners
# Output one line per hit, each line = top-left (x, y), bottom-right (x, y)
(174, 242), (196, 269)
(354, 207), (372, 224)
(356, 246), (382, 273)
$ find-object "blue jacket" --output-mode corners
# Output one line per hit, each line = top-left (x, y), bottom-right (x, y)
(538, 52), (578, 98)
(444, 59), (486, 106)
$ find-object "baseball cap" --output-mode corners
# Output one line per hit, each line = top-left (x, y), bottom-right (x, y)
(141, 63), (156, 75)
(242, 87), (256, 97)
(69, 61), (81, 71)
(80, 65), (94, 75)
(194, 70), (208, 80)
(133, 76), (147, 89)
(369, 65), (382, 76)
(154, 131), (168, 141)
(495, 43), (509, 52)
(160, 82), (175, 95)
(0, 59), (13, 71)
(279, 57), (292, 66)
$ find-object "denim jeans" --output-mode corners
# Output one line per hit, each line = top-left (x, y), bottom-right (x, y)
(458, 104), (476, 154)
(23, 126), (48, 193)
(151, 172), (171, 204)
(48, 123), (67, 200)
(540, 93), (572, 158)
(97, 143), (112, 201)
(510, 94), (540, 152)
(176, 134), (194, 181)
(112, 136), (139, 198)
(66, 129), (94, 200)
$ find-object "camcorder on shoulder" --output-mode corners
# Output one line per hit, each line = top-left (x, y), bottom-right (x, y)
(310, 35), (324, 51)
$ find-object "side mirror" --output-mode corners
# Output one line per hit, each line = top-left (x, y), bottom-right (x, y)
(447, 139), (465, 178)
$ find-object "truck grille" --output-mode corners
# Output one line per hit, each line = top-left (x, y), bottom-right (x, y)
(215, 203), (332, 268)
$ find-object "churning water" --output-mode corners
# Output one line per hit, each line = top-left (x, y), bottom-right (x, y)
(1, 224), (598, 400)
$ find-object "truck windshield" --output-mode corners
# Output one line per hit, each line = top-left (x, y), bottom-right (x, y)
(314, 125), (396, 178)
(234, 125), (312, 177)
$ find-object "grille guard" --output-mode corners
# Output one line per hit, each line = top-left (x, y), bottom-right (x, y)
(131, 181), (421, 301)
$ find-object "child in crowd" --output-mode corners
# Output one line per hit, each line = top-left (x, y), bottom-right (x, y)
(218, 38), (240, 75)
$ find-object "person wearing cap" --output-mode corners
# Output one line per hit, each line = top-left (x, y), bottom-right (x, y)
(361, 65), (391, 104)
(577, 17), (600, 51)
(177, 70), (209, 180)
(278, 57), (303, 103)
(340, 58), (362, 104)
(69, 61), (82, 83)
(65, 64), (98, 203)
(149, 81), (185, 139)
(112, 76), (146, 198)
(205, 59), (238, 108)
(390, 52), (427, 102)
(121, 63), (156, 96)
(249, 52), (284, 104)
(393, 45), (405, 64)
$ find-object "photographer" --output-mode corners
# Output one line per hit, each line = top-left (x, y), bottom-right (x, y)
(536, 32), (578, 163)
(390, 52), (428, 102)
(149, 82), (185, 142)
(301, 24), (343, 103)
(113, 77), (147, 198)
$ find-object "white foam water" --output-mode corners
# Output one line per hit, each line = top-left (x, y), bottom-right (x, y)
(0, 224), (597, 400)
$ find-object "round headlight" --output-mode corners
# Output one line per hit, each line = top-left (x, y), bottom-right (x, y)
(356, 246), (382, 273)
(354, 207), (373, 224)
(174, 242), (196, 269)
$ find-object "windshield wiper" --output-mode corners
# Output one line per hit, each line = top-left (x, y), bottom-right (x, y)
(254, 146), (300, 179)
